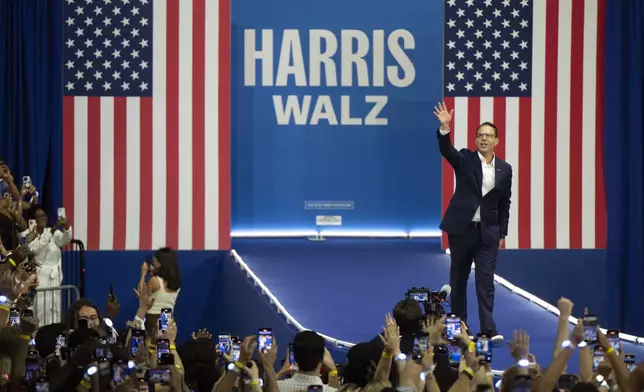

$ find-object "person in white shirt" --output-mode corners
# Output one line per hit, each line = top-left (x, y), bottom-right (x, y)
(138, 247), (181, 336)
(277, 331), (339, 392)
(21, 205), (73, 325)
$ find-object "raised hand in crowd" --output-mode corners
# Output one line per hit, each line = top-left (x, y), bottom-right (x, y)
(0, 263), (25, 303)
(508, 329), (531, 362)
(243, 360), (263, 392)
(192, 328), (212, 340)
(105, 288), (120, 320)
(422, 314), (449, 346)
(134, 280), (154, 319)
(0, 163), (21, 201)
(379, 313), (401, 358)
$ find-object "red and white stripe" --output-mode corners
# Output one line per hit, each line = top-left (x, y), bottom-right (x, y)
(62, 0), (231, 251)
(442, 0), (606, 250)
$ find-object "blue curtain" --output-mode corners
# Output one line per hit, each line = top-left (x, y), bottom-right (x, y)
(604, 0), (644, 335)
(0, 0), (63, 216)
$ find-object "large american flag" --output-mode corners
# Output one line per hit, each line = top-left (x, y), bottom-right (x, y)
(441, 0), (606, 249)
(62, 0), (231, 250)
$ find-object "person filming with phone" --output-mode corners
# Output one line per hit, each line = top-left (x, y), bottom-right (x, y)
(137, 247), (182, 337)
(19, 204), (72, 325)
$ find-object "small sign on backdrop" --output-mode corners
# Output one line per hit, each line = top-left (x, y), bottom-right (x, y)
(316, 215), (343, 226)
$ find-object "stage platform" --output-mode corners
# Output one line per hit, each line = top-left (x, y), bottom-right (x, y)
(231, 238), (644, 372)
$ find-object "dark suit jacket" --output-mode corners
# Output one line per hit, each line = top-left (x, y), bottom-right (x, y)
(437, 129), (512, 245)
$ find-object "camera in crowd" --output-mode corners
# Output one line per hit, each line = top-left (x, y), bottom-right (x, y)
(405, 285), (451, 318)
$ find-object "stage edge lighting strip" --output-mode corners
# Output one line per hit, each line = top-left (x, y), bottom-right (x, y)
(230, 230), (443, 238)
(230, 249), (506, 376)
(230, 249), (355, 349)
(447, 249), (644, 345)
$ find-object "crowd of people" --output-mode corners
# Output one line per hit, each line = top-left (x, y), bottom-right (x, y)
(2, 157), (644, 391)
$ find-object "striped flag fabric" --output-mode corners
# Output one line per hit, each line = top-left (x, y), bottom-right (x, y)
(61, 0), (231, 251)
(441, 0), (606, 249)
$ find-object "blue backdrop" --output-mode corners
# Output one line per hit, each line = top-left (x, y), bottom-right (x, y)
(604, 0), (644, 335)
(0, 0), (63, 216)
(231, 0), (444, 233)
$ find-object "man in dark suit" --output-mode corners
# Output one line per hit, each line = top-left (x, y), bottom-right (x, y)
(433, 101), (512, 341)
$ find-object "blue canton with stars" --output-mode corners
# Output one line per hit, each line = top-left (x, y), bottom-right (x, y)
(444, 0), (533, 97)
(63, 0), (153, 97)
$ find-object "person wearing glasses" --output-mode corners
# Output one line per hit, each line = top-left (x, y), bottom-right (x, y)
(433, 101), (512, 342)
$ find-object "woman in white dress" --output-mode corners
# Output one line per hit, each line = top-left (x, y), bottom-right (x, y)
(21, 205), (73, 325)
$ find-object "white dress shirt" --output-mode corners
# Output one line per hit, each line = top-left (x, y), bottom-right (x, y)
(277, 372), (337, 392)
(472, 151), (496, 222)
(439, 127), (496, 222)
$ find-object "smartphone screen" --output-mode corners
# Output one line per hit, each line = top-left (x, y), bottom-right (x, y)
(446, 314), (462, 341)
(57, 207), (66, 219)
(289, 343), (295, 365)
(218, 333), (232, 355)
(412, 332), (430, 362)
(55, 333), (67, 358)
(9, 308), (21, 326)
(582, 315), (598, 343)
(258, 328), (273, 353)
(475, 335), (492, 363)
(112, 361), (129, 385)
(147, 368), (171, 385)
(159, 308), (172, 332)
(35, 380), (50, 392)
(159, 353), (175, 366)
(625, 354), (635, 372)
(607, 330), (620, 353)
(448, 344), (462, 366)
(232, 337), (241, 361)
(408, 290), (429, 303)
(593, 346), (604, 370)
(130, 329), (145, 356)
(157, 339), (170, 359)
(94, 345), (111, 361)
(25, 359), (41, 382)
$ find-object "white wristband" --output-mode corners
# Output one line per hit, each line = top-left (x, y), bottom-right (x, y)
(134, 315), (146, 330)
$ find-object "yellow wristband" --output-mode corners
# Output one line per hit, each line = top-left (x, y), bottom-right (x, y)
(382, 351), (393, 359)
(462, 367), (474, 377)
(7, 258), (15, 267)
(170, 344), (177, 350)
(19, 335), (31, 341)
(250, 381), (261, 386)
(328, 370), (338, 377)
(80, 380), (91, 390)
(0, 305), (9, 312)
(234, 361), (245, 369)
(468, 342), (476, 352)
(606, 347), (616, 356)
(149, 349), (156, 354)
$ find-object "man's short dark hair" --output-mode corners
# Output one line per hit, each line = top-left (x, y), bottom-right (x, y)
(477, 122), (499, 137)
(292, 330), (326, 372)
(393, 298), (422, 335)
(571, 382), (599, 392)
